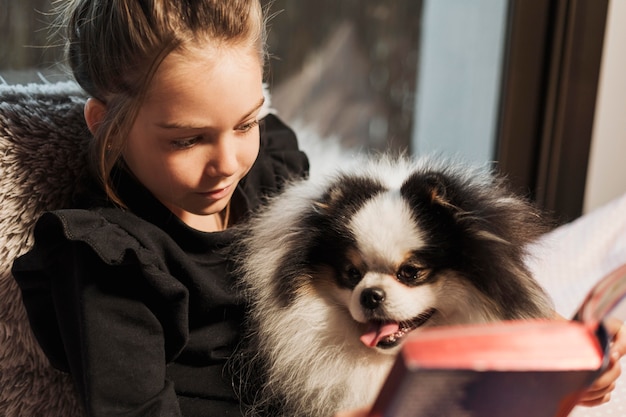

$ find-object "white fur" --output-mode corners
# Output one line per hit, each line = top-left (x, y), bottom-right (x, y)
(349, 191), (426, 268)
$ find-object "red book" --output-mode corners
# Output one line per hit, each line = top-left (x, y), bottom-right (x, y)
(369, 264), (626, 417)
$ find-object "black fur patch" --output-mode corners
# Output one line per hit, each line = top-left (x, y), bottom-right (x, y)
(270, 175), (387, 305)
(400, 171), (464, 272)
(400, 168), (549, 318)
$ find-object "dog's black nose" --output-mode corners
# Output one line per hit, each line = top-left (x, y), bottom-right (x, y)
(361, 287), (385, 310)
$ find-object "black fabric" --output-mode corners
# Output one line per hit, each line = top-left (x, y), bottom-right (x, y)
(12, 114), (309, 417)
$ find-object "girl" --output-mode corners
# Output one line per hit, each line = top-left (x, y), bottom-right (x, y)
(11, 0), (624, 416)
(12, 0), (308, 416)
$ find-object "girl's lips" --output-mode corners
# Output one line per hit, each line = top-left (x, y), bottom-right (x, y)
(199, 185), (231, 200)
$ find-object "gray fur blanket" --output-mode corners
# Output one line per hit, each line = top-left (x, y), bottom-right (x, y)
(0, 81), (88, 417)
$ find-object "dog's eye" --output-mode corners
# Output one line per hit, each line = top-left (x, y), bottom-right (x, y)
(344, 265), (362, 285)
(396, 265), (424, 284)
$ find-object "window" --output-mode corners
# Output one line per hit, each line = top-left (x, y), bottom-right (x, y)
(498, 0), (609, 222)
(1, 0), (610, 222)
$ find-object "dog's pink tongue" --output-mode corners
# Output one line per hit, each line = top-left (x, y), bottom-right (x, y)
(360, 322), (400, 347)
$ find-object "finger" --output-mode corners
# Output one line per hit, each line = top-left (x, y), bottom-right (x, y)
(599, 354), (621, 381)
(605, 318), (625, 348)
(580, 381), (617, 401)
(578, 352), (621, 406)
(586, 356), (621, 392)
(611, 321), (626, 354)
(333, 406), (371, 417)
(577, 392), (612, 408)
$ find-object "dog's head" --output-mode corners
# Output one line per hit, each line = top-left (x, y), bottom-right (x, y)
(240, 156), (553, 354)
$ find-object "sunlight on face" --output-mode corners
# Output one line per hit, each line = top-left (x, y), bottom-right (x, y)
(123, 43), (264, 232)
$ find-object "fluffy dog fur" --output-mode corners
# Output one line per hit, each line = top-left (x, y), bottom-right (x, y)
(232, 154), (554, 417)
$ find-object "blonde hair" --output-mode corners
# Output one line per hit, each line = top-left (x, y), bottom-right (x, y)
(55, 0), (268, 206)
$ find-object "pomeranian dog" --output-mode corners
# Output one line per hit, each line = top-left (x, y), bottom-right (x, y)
(232, 154), (554, 417)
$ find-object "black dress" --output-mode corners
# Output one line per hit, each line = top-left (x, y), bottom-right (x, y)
(12, 114), (309, 417)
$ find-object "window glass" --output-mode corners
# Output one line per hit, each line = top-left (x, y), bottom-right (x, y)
(261, 0), (422, 153)
(412, 0), (508, 164)
(2, 1), (508, 164)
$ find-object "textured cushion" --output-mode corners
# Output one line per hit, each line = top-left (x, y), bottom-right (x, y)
(0, 81), (88, 417)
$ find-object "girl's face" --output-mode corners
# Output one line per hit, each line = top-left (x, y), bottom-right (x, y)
(123, 44), (264, 232)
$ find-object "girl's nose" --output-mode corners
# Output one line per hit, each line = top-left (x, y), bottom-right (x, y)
(204, 135), (239, 178)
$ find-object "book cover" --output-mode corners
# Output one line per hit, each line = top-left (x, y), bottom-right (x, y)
(368, 263), (626, 417)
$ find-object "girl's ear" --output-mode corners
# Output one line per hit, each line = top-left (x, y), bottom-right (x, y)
(84, 98), (107, 135)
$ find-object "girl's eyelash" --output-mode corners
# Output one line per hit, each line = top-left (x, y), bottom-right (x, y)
(169, 120), (259, 149)
(237, 120), (259, 132)
(171, 136), (201, 150)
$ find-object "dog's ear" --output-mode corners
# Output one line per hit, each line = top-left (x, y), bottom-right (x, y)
(313, 174), (386, 214)
(401, 171), (453, 209)
(422, 172), (449, 206)
(313, 186), (343, 213)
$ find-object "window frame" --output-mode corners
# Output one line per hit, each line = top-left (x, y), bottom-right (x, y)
(496, 0), (609, 223)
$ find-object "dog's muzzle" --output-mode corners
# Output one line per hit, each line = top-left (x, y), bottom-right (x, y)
(357, 286), (436, 349)
(360, 287), (386, 310)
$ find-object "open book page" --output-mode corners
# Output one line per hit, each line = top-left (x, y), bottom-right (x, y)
(573, 263), (626, 327)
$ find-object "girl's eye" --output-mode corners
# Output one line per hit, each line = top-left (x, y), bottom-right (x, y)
(236, 119), (259, 133)
(170, 136), (201, 150)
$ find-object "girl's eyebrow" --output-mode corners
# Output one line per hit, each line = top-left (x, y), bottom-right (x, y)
(156, 97), (265, 130)
(241, 97), (266, 121)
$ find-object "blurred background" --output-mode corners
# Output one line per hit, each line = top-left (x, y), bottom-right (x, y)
(1, 0), (624, 224)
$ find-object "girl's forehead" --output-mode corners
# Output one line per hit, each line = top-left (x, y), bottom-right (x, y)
(151, 43), (261, 91)
(139, 43), (264, 126)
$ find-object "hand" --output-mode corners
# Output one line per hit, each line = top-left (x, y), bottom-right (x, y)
(333, 406), (370, 417)
(578, 317), (625, 407)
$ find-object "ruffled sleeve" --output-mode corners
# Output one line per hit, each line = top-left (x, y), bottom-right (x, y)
(12, 210), (190, 416)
